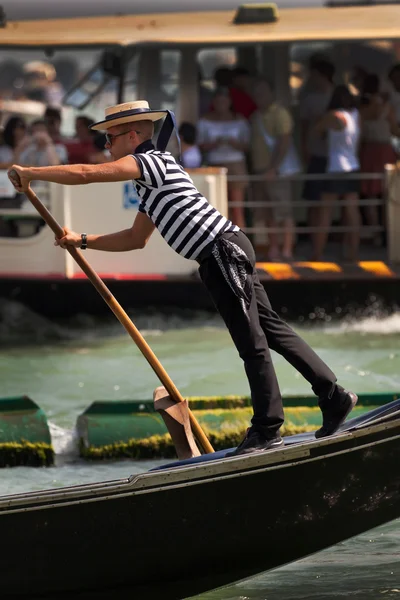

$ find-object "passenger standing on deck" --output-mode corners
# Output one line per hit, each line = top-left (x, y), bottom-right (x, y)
(250, 78), (299, 261)
(197, 88), (250, 229)
(312, 85), (361, 262)
(8, 100), (357, 456)
(359, 74), (399, 247)
(299, 59), (335, 244)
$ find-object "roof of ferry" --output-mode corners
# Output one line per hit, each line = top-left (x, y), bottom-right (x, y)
(2, 1), (325, 20)
(0, 4), (399, 48)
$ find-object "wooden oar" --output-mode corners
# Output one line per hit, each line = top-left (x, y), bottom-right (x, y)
(8, 171), (214, 454)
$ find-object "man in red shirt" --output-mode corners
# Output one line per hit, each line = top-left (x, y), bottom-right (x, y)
(65, 116), (97, 164)
(230, 66), (257, 119)
(213, 66), (257, 119)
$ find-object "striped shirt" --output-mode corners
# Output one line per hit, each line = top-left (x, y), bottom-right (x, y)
(132, 144), (238, 260)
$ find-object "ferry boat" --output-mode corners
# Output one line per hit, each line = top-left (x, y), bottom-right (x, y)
(1, 1), (400, 318)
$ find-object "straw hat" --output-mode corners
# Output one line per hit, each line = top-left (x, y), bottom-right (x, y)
(90, 100), (166, 131)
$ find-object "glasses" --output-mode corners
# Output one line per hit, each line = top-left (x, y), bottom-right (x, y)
(105, 129), (140, 145)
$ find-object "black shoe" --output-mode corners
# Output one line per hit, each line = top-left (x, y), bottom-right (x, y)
(226, 430), (284, 457)
(315, 387), (358, 439)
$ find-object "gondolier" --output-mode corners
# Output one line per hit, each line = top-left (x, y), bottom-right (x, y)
(8, 100), (357, 456)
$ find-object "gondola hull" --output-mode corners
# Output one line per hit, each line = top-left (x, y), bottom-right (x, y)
(1, 406), (400, 600)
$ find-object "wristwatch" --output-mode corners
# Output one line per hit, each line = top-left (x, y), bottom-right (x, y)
(80, 233), (88, 250)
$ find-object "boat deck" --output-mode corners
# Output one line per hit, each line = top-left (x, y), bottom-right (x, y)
(155, 397), (400, 471)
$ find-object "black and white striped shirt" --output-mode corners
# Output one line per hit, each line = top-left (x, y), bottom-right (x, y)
(132, 144), (238, 260)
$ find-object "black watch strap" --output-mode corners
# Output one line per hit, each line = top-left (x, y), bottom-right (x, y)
(80, 233), (88, 250)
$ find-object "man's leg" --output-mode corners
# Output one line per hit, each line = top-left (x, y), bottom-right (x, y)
(253, 273), (336, 398)
(252, 273), (357, 436)
(198, 254), (284, 442)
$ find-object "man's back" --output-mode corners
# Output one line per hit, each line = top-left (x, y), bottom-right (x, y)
(133, 146), (238, 260)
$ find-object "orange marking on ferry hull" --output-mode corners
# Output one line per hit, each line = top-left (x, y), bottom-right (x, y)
(256, 263), (300, 280)
(358, 262), (395, 277)
(294, 262), (342, 273)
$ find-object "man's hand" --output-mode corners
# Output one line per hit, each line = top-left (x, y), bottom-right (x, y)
(54, 227), (81, 249)
(8, 165), (31, 192)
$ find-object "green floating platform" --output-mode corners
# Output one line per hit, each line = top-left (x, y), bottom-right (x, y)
(0, 396), (54, 467)
(77, 392), (399, 460)
(1, 393), (396, 464)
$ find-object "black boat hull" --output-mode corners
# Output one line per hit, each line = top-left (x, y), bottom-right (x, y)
(1, 417), (400, 599)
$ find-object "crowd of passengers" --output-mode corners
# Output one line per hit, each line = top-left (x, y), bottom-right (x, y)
(0, 106), (109, 171)
(180, 58), (400, 262)
(2, 55), (400, 261)
(0, 106), (109, 236)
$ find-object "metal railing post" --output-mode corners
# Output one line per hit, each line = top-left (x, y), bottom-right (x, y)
(386, 164), (400, 263)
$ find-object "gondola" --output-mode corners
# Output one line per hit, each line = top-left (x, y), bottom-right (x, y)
(1, 399), (400, 600)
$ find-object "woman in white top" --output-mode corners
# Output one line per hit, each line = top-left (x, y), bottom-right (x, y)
(197, 87), (250, 229)
(312, 85), (361, 262)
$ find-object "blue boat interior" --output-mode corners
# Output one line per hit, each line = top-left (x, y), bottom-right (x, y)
(153, 398), (400, 471)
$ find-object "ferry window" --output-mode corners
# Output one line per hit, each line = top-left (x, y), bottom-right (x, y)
(0, 48), (114, 239)
(123, 51), (139, 103)
(160, 50), (181, 111)
(197, 48), (238, 90)
(73, 77), (118, 131)
(0, 48), (118, 135)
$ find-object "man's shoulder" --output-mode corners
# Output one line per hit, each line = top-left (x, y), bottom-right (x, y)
(136, 149), (172, 160)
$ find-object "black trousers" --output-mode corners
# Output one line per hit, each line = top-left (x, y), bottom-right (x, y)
(198, 230), (336, 437)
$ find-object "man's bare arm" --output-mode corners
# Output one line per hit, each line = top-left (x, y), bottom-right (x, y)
(8, 155), (141, 191)
(55, 212), (156, 251)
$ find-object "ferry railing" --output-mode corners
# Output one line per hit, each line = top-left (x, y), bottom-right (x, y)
(0, 170), (395, 261)
(386, 164), (400, 263)
(226, 171), (387, 239)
